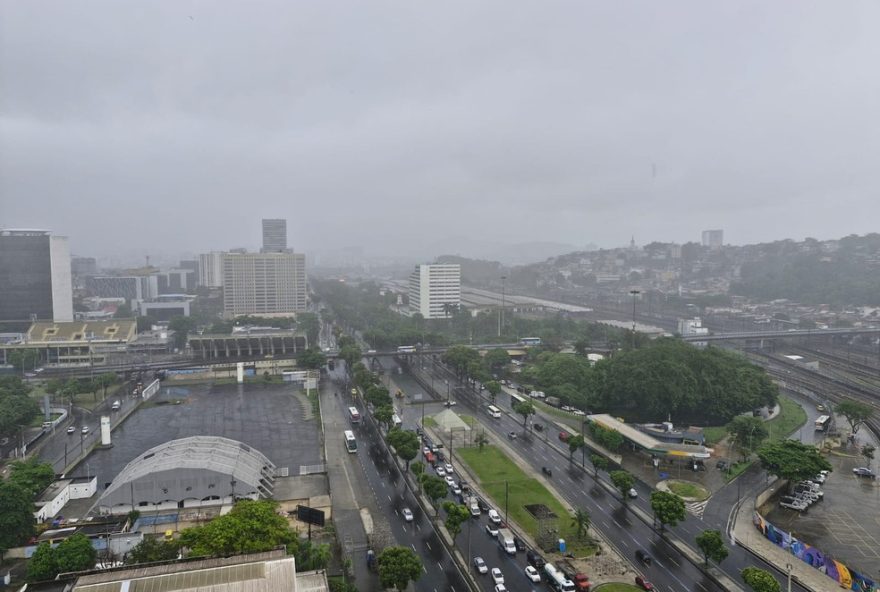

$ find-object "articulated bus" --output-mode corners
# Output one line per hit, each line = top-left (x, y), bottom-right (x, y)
(397, 345), (417, 353)
(487, 405), (502, 418)
(344, 430), (358, 453)
(814, 415), (831, 432)
(348, 406), (361, 424)
(519, 337), (542, 346)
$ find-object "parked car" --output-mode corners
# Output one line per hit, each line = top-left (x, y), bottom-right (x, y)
(488, 509), (502, 524)
(473, 556), (488, 574)
(525, 565), (542, 583)
(526, 549), (546, 569)
(494, 585), (507, 592)
(445, 475), (455, 487)
(716, 459), (729, 471)
(853, 467), (876, 478)
(477, 498), (491, 512)
(513, 536), (526, 552)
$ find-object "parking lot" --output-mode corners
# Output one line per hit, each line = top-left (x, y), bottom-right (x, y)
(68, 381), (321, 510)
(763, 438), (880, 578)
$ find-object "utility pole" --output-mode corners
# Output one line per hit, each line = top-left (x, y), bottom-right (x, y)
(629, 289), (641, 349)
(499, 275), (507, 338)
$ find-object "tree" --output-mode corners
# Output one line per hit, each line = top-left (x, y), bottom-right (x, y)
(97, 372), (118, 398)
(295, 540), (331, 571)
(741, 567), (782, 592)
(8, 349), (40, 372)
(45, 378), (64, 395)
(179, 499), (293, 557)
(571, 508), (591, 540)
(297, 348), (327, 370)
(339, 344), (363, 374)
(387, 429), (420, 471)
(0, 482), (35, 557)
(54, 532), (98, 574)
(695, 529), (728, 565)
(726, 416), (769, 461)
(26, 542), (58, 581)
(9, 458), (55, 497)
(365, 385), (392, 409)
(373, 405), (394, 430)
(650, 491), (686, 531)
(835, 399), (873, 436)
(377, 545), (423, 591)
(757, 440), (832, 486)
(589, 454), (609, 478)
(442, 346), (481, 378)
(475, 431), (489, 452)
(567, 434), (585, 463)
(442, 502), (471, 541)
(485, 381), (501, 404)
(589, 423), (624, 451)
(420, 475), (448, 514)
(126, 536), (181, 565)
(411, 462), (425, 491)
(862, 443), (875, 466)
(573, 338), (591, 356)
(0, 386), (40, 437)
(513, 399), (535, 430)
(483, 348), (510, 372)
(610, 470), (635, 502)
(168, 316), (197, 350)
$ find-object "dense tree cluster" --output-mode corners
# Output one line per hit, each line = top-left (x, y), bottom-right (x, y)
(27, 533), (96, 581)
(757, 440), (832, 485)
(0, 377), (40, 438)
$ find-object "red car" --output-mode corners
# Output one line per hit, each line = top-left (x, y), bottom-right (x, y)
(635, 575), (654, 590)
(559, 431), (570, 442)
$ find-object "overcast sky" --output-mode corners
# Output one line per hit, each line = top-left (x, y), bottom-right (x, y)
(2, 1), (879, 263)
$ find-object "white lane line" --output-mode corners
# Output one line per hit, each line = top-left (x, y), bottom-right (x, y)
(411, 544), (417, 552)
(425, 541), (431, 550)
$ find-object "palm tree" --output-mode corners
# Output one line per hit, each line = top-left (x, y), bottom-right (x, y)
(475, 431), (489, 452)
(571, 508), (591, 540)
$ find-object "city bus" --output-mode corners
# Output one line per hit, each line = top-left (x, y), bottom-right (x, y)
(487, 405), (502, 418)
(814, 415), (831, 431)
(510, 392), (528, 406)
(397, 345), (417, 353)
(519, 337), (542, 346)
(348, 406), (361, 424)
(344, 430), (358, 453)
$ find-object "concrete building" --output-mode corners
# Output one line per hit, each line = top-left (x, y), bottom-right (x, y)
(138, 294), (194, 320)
(87, 275), (158, 306)
(156, 268), (195, 294)
(222, 251), (307, 316)
(0, 229), (73, 323)
(199, 251), (225, 288)
(261, 218), (288, 253)
(0, 319), (137, 367)
(701, 229), (724, 249)
(71, 256), (98, 277)
(408, 263), (461, 319)
(35, 477), (98, 522)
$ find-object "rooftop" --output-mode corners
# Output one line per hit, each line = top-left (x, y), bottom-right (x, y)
(25, 320), (137, 344)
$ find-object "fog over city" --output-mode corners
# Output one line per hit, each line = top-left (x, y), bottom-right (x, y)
(2, 1), (879, 262)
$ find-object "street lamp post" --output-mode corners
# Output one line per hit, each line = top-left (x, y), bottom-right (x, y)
(786, 562), (793, 592)
(499, 275), (507, 338)
(629, 289), (641, 349)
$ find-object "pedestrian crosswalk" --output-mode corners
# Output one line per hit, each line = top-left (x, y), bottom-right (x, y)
(686, 499), (709, 518)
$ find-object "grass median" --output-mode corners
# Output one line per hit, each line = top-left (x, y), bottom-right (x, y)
(457, 444), (596, 557)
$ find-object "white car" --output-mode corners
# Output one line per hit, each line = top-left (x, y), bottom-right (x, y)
(423, 446), (430, 456)
(525, 565), (541, 583)
(452, 484), (462, 496)
(402, 508), (413, 522)
(494, 585), (507, 592)
(445, 475), (455, 487)
(81, 426), (90, 434)
(445, 463), (454, 473)
(435, 466), (446, 477)
(628, 488), (638, 498)
(66, 426), (76, 434)
(491, 567), (504, 585)
(488, 509), (501, 524)
(485, 523), (499, 537)
(473, 556), (488, 574)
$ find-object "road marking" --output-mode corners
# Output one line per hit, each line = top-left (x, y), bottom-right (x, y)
(437, 561), (443, 570)
(422, 565), (428, 573)
(425, 541), (431, 550)
(619, 539), (629, 549)
(411, 544), (417, 552)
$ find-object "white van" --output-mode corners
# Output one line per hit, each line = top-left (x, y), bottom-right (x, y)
(391, 414), (402, 428)
(111, 400), (121, 411)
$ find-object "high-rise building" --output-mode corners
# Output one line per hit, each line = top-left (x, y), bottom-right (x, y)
(701, 229), (723, 249)
(86, 275), (158, 307)
(222, 251), (307, 316)
(198, 252), (225, 288)
(408, 264), (461, 319)
(0, 229), (73, 323)
(261, 218), (288, 253)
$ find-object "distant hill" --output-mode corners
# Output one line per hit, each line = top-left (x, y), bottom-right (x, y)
(427, 235), (592, 266)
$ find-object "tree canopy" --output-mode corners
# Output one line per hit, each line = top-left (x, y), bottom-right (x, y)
(695, 529), (728, 565)
(650, 491), (686, 530)
(835, 399), (873, 435)
(126, 536), (181, 565)
(610, 470), (635, 501)
(26, 533), (96, 581)
(0, 377), (39, 438)
(727, 416), (769, 461)
(757, 440), (832, 484)
(741, 567), (782, 592)
(377, 546), (423, 591)
(8, 458), (55, 498)
(442, 502), (470, 541)
(297, 348), (327, 370)
(0, 481), (35, 555)
(179, 499), (293, 557)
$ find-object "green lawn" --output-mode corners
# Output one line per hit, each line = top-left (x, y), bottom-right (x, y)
(767, 394), (807, 441)
(532, 400), (584, 431)
(459, 414), (476, 427)
(702, 425), (728, 446)
(666, 480), (709, 501)
(593, 584), (641, 592)
(422, 417), (438, 428)
(457, 445), (596, 557)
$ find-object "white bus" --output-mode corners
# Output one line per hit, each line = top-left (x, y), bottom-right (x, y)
(510, 392), (528, 406)
(487, 405), (502, 418)
(519, 337), (542, 346)
(348, 406), (361, 424)
(344, 430), (358, 453)
(814, 415), (831, 431)
(397, 345), (417, 353)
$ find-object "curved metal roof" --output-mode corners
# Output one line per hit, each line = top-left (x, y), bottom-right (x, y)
(99, 436), (275, 502)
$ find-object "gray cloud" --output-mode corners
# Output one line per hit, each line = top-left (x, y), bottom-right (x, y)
(2, 1), (879, 262)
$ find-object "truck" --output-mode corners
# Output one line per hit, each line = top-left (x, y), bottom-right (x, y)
(497, 528), (516, 555)
(546, 396), (561, 408)
(544, 564), (576, 592)
(466, 495), (480, 517)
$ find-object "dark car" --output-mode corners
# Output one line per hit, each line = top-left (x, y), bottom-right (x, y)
(477, 498), (491, 512)
(533, 423), (544, 432)
(635, 549), (652, 565)
(716, 459), (729, 471)
(526, 549), (546, 569)
(513, 536), (526, 552)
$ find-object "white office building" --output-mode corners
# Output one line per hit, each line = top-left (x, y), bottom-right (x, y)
(198, 251), (225, 288)
(701, 229), (723, 249)
(408, 264), (461, 319)
(222, 251), (307, 316)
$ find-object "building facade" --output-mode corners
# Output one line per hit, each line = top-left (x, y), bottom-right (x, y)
(0, 229), (73, 323)
(261, 218), (288, 253)
(222, 251), (307, 316)
(408, 264), (461, 319)
(86, 275), (158, 306)
(198, 251), (225, 288)
(701, 229), (724, 249)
